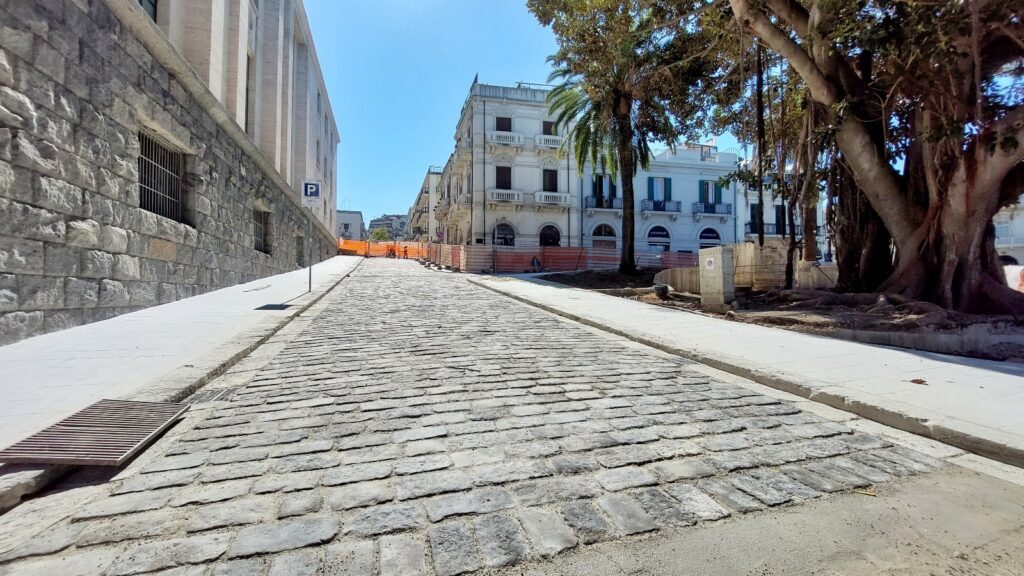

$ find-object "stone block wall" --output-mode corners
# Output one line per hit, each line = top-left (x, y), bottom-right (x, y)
(0, 0), (335, 345)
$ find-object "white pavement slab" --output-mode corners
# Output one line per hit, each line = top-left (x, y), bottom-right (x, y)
(0, 256), (362, 449)
(470, 275), (1024, 467)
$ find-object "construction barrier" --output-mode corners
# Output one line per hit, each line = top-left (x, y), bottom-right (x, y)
(422, 244), (697, 274)
(337, 239), (427, 259)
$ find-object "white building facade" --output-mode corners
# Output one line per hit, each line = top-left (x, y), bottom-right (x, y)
(734, 180), (828, 260)
(336, 210), (365, 240)
(581, 145), (739, 255)
(995, 199), (1024, 265)
(434, 81), (581, 248)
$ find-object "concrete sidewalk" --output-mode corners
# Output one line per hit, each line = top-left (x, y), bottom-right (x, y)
(0, 256), (362, 450)
(469, 275), (1024, 468)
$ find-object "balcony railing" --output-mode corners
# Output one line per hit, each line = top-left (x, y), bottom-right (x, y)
(535, 192), (571, 205)
(641, 199), (682, 213)
(488, 189), (524, 203)
(585, 197), (623, 209)
(535, 134), (563, 148)
(486, 131), (525, 146)
(692, 202), (733, 215)
(744, 222), (804, 235)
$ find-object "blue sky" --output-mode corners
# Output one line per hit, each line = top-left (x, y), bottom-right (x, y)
(305, 0), (741, 221)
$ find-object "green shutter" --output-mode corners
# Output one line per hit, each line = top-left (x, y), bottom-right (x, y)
(698, 180), (706, 202)
(592, 176), (598, 197)
(647, 177), (654, 201)
(664, 178), (672, 201)
(610, 180), (617, 198)
(714, 182), (722, 204)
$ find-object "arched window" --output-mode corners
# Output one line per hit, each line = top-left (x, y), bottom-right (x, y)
(647, 226), (670, 252)
(592, 224), (616, 249)
(539, 225), (561, 247)
(493, 223), (515, 246)
(698, 227), (721, 249)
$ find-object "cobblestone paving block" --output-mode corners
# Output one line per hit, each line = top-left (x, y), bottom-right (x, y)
(726, 474), (793, 506)
(227, 516), (340, 558)
(450, 448), (505, 468)
(0, 522), (84, 562)
(113, 469), (201, 495)
(698, 478), (766, 513)
(560, 500), (618, 544)
(72, 489), (173, 521)
(380, 534), (428, 576)
(394, 426), (447, 444)
(512, 476), (603, 506)
(345, 503), (426, 537)
(848, 451), (914, 477)
(747, 468), (822, 501)
(210, 558), (265, 576)
(518, 507), (578, 557)
(428, 522), (482, 576)
(199, 461), (269, 483)
(595, 466), (658, 491)
(778, 464), (846, 493)
(253, 472), (321, 494)
(269, 440), (335, 459)
(187, 496), (274, 532)
(207, 448), (270, 466)
(323, 461), (393, 486)
(424, 487), (515, 522)
(140, 453), (208, 474)
(471, 460), (552, 486)
(663, 483), (731, 520)
(404, 439), (446, 456)
(393, 454), (452, 476)
(549, 453), (601, 475)
(597, 494), (658, 535)
(106, 533), (230, 575)
(632, 487), (698, 526)
(273, 452), (343, 474)
(324, 540), (375, 576)
(873, 447), (939, 473)
(592, 445), (661, 468)
(267, 548), (321, 576)
(171, 479), (255, 507)
(9, 547), (122, 576)
(645, 457), (715, 482)
(473, 513), (529, 567)
(279, 492), (323, 518)
(396, 470), (473, 500)
(328, 480), (394, 510)
(74, 508), (182, 547)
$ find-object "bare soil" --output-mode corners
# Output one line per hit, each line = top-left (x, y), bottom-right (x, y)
(543, 269), (660, 290)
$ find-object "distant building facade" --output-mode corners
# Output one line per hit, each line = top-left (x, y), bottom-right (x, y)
(368, 214), (407, 241)
(406, 167), (441, 242)
(0, 0), (337, 345)
(996, 199), (1024, 265)
(336, 210), (365, 241)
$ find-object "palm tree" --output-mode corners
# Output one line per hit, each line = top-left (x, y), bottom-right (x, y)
(548, 63), (654, 274)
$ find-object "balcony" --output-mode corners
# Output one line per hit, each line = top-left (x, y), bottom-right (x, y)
(641, 199), (683, 221)
(585, 197), (623, 210)
(486, 131), (525, 147)
(535, 134), (564, 148)
(487, 189), (525, 210)
(691, 201), (733, 222)
(532, 191), (573, 204)
(744, 222), (805, 236)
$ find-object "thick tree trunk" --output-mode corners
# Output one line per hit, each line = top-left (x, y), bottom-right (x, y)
(615, 101), (638, 275)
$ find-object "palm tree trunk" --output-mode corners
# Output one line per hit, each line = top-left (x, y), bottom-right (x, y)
(614, 102), (638, 275)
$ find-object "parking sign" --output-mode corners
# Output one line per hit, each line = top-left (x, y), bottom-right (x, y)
(302, 180), (321, 207)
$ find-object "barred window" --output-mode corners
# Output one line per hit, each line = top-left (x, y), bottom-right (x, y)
(138, 131), (186, 222)
(253, 210), (271, 254)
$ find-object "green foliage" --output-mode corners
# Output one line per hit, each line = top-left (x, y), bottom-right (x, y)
(368, 228), (391, 242)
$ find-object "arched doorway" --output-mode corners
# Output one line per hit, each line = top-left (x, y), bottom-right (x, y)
(539, 225), (561, 247)
(493, 223), (515, 246)
(647, 226), (670, 252)
(592, 224), (616, 249)
(698, 227), (721, 249)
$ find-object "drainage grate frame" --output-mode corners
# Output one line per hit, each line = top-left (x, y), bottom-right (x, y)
(0, 399), (189, 466)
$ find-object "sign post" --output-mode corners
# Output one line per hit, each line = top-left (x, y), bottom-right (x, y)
(302, 180), (321, 294)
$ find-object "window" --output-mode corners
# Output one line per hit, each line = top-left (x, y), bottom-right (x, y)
(592, 224), (616, 249)
(539, 225), (561, 247)
(775, 205), (788, 235)
(316, 139), (320, 167)
(542, 121), (557, 136)
(543, 169), (558, 193)
(700, 180), (715, 203)
(253, 210), (271, 254)
(295, 235), (306, 267)
(650, 177), (669, 201)
(138, 131), (186, 222)
(699, 227), (721, 249)
(317, 91), (321, 117)
(495, 116), (512, 132)
(495, 166), (512, 190)
(343, 223), (350, 232)
(137, 0), (157, 20)
(494, 223), (515, 246)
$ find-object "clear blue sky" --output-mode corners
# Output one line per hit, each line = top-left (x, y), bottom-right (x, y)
(305, 0), (741, 221)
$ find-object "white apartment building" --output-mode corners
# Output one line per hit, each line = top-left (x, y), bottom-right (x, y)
(581, 144), (739, 254)
(734, 178), (828, 260)
(151, 0), (340, 232)
(996, 199), (1024, 265)
(407, 167), (442, 241)
(336, 210), (365, 240)
(434, 81), (581, 247)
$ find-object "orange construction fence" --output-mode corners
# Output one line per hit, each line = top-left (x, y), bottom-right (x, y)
(337, 239), (428, 259)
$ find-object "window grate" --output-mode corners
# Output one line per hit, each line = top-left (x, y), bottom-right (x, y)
(138, 131), (185, 222)
(253, 210), (270, 254)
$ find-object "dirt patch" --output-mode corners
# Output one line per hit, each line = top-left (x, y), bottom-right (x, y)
(544, 269), (660, 290)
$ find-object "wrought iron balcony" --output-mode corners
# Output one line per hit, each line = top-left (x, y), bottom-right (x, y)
(692, 202), (733, 216)
(641, 199), (683, 212)
(585, 197), (623, 209)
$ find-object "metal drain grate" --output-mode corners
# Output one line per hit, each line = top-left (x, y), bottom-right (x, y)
(0, 400), (188, 466)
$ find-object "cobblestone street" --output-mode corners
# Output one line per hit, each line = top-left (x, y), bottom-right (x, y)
(0, 260), (946, 576)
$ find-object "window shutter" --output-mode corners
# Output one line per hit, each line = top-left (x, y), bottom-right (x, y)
(610, 179), (617, 198)
(647, 177), (654, 201)
(664, 178), (672, 201)
(714, 182), (722, 204)
(592, 176), (599, 197)
(698, 180), (706, 203)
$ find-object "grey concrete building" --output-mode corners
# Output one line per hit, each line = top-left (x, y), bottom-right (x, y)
(0, 0), (339, 345)
(336, 209), (364, 241)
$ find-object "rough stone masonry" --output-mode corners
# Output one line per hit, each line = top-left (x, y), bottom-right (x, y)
(0, 260), (943, 576)
(0, 0), (335, 345)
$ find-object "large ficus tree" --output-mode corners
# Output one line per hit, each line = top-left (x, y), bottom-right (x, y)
(727, 0), (1024, 313)
(530, 0), (713, 274)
